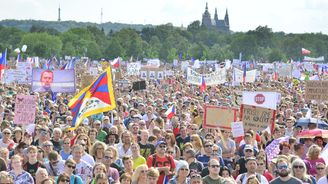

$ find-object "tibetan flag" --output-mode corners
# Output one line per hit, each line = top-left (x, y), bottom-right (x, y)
(165, 105), (175, 120)
(302, 48), (311, 55)
(68, 66), (116, 130)
(243, 64), (246, 84)
(0, 49), (7, 80)
(111, 57), (120, 68)
(200, 76), (206, 92)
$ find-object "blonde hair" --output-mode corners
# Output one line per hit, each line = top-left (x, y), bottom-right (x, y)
(191, 134), (203, 150)
(90, 141), (107, 157)
(307, 144), (321, 160)
(92, 163), (107, 177)
(131, 164), (148, 182)
(107, 146), (119, 161)
(291, 158), (311, 182)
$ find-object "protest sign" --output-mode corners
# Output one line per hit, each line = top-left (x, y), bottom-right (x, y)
(4, 69), (32, 84)
(149, 71), (156, 80)
(187, 68), (226, 85)
(277, 63), (292, 77)
(89, 67), (98, 76)
(240, 104), (276, 132)
(305, 81), (328, 102)
(14, 95), (37, 125)
(127, 63), (141, 75)
(233, 68), (257, 83)
(242, 91), (280, 110)
(203, 106), (238, 130)
(140, 71), (147, 79)
(231, 122), (244, 138)
(132, 81), (146, 91)
(147, 59), (160, 68)
(181, 61), (189, 71)
(157, 71), (164, 80)
(32, 69), (75, 93)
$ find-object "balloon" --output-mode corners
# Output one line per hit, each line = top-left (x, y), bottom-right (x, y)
(14, 48), (20, 54)
(22, 45), (27, 52)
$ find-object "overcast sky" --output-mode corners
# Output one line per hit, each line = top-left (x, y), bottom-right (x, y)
(1, 0), (328, 34)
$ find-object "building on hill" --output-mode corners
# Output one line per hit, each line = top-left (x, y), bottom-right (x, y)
(201, 2), (230, 33)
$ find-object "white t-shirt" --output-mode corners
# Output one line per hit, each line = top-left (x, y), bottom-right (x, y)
(317, 176), (328, 184)
(116, 143), (132, 159)
(75, 160), (93, 181)
(235, 173), (269, 184)
(68, 153), (95, 166)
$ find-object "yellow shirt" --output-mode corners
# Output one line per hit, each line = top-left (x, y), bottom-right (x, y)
(133, 156), (146, 169)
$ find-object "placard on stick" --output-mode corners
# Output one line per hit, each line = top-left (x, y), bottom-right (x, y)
(132, 81), (146, 91)
(240, 104), (276, 132)
(203, 106), (238, 130)
(305, 81), (328, 102)
(14, 95), (37, 125)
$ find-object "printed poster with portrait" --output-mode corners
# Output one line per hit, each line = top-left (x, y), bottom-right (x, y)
(32, 69), (76, 93)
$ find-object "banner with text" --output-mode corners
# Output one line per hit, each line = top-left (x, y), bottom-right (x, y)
(240, 104), (276, 132)
(305, 80), (328, 102)
(233, 68), (257, 83)
(243, 91), (280, 110)
(187, 68), (226, 86)
(14, 95), (37, 125)
(32, 69), (76, 93)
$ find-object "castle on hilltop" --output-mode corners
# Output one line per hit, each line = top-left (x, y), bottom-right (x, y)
(202, 3), (230, 33)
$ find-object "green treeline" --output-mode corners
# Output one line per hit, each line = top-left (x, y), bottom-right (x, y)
(0, 20), (327, 62)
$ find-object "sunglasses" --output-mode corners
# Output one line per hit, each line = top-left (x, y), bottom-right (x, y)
(3, 132), (10, 135)
(317, 167), (325, 170)
(210, 165), (220, 168)
(51, 160), (59, 165)
(140, 170), (148, 173)
(67, 165), (76, 169)
(245, 149), (253, 152)
(278, 165), (288, 170)
(159, 145), (167, 148)
(191, 174), (201, 179)
(205, 145), (213, 148)
(293, 165), (304, 169)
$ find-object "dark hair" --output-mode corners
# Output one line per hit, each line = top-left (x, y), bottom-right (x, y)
(279, 142), (290, 151)
(57, 173), (70, 184)
(219, 166), (231, 177)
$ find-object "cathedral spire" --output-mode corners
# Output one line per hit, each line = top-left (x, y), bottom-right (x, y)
(206, 2), (208, 11)
(224, 8), (229, 26)
(58, 4), (61, 22)
(214, 8), (218, 22)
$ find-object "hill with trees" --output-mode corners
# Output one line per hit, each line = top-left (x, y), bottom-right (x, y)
(0, 19), (327, 62)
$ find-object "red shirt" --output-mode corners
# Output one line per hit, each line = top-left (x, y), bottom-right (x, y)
(147, 154), (176, 184)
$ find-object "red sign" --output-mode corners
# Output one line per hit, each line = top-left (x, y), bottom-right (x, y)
(254, 94), (265, 104)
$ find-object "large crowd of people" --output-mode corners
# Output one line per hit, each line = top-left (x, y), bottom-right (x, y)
(0, 62), (328, 184)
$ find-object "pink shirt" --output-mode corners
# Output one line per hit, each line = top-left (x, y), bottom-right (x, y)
(304, 157), (325, 175)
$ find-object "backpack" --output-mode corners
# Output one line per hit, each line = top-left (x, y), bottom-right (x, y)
(239, 173), (261, 183)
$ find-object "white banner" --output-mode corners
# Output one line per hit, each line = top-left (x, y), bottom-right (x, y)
(233, 68), (257, 83)
(277, 63), (292, 77)
(304, 56), (324, 62)
(149, 71), (156, 80)
(127, 63), (141, 76)
(4, 69), (32, 84)
(181, 61), (189, 71)
(140, 71), (147, 79)
(242, 91), (281, 110)
(187, 68), (226, 85)
(147, 59), (160, 68)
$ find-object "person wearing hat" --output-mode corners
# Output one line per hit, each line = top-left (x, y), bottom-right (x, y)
(13, 127), (23, 144)
(147, 141), (176, 184)
(168, 160), (190, 184)
(105, 132), (119, 146)
(236, 144), (255, 174)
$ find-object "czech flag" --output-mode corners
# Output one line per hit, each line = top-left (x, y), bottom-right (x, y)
(200, 76), (206, 93)
(302, 48), (311, 55)
(111, 57), (120, 68)
(68, 66), (116, 130)
(165, 105), (175, 120)
(0, 49), (7, 81)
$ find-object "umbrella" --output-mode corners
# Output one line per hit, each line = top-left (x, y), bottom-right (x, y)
(296, 118), (328, 129)
(297, 129), (328, 139)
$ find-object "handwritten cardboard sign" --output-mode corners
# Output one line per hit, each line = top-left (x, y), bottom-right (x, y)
(240, 104), (276, 132)
(14, 95), (37, 125)
(203, 106), (238, 130)
(305, 81), (328, 102)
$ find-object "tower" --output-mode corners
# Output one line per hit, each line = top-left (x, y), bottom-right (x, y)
(224, 9), (229, 27)
(202, 2), (212, 27)
(214, 8), (219, 22)
(58, 5), (61, 22)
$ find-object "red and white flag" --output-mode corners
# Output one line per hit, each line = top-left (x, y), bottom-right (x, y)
(302, 48), (311, 55)
(165, 105), (175, 120)
(111, 57), (120, 68)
